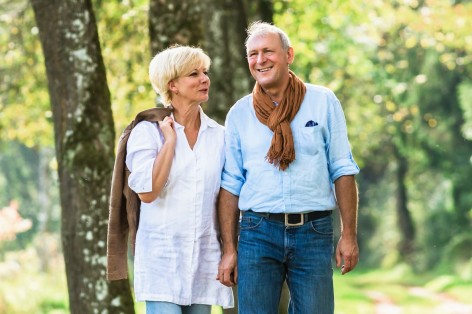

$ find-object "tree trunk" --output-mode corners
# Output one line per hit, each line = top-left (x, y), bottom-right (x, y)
(30, 0), (135, 313)
(148, 0), (206, 108)
(393, 145), (416, 260)
(244, 0), (274, 23)
(201, 0), (251, 122)
(149, 0), (204, 55)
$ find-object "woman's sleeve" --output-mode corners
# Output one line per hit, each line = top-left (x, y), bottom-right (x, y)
(126, 121), (162, 193)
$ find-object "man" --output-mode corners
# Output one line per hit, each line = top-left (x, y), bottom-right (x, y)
(217, 21), (360, 314)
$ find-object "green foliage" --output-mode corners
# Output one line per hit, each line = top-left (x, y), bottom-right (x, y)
(0, 0), (52, 148)
(0, 141), (60, 249)
(94, 0), (159, 135)
(274, 0), (383, 169)
(457, 81), (472, 140)
(0, 0), (160, 147)
(0, 240), (68, 314)
(0, 2), (60, 252)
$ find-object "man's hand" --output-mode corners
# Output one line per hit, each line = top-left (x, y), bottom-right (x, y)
(334, 175), (359, 275)
(335, 233), (359, 275)
(217, 250), (238, 286)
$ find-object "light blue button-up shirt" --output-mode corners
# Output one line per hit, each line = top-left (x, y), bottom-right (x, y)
(221, 84), (359, 213)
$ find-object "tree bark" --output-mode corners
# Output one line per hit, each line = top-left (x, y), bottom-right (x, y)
(244, 0), (274, 23)
(200, 0), (251, 122)
(30, 0), (135, 313)
(149, 0), (204, 55)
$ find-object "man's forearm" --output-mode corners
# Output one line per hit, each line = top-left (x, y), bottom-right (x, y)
(217, 188), (240, 253)
(334, 175), (358, 236)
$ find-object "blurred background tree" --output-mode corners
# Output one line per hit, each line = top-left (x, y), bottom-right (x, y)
(0, 0), (471, 313)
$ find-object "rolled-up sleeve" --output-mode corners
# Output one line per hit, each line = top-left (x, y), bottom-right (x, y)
(126, 121), (162, 193)
(327, 97), (360, 182)
(221, 111), (245, 196)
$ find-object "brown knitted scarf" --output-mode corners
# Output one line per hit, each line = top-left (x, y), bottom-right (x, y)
(253, 70), (306, 170)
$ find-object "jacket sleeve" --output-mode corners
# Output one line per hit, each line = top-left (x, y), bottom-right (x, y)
(106, 127), (132, 281)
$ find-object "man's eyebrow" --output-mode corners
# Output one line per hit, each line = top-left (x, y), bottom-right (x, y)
(247, 47), (268, 52)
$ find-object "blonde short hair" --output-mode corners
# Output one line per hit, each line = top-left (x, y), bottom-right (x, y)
(245, 21), (291, 51)
(149, 45), (211, 106)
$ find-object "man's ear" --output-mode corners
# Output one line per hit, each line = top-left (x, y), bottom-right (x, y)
(287, 47), (294, 65)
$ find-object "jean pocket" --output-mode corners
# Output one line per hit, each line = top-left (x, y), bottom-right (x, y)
(309, 216), (333, 235)
(240, 214), (264, 230)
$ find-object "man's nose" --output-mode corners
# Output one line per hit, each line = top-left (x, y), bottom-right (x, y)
(256, 52), (266, 63)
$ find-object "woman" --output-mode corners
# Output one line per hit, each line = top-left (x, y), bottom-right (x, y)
(126, 45), (233, 313)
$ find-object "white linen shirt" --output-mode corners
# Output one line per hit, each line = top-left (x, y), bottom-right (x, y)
(126, 107), (233, 308)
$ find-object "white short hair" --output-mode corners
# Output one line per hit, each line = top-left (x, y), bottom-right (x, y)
(245, 21), (291, 51)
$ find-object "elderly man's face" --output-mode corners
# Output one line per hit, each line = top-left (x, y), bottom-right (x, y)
(246, 33), (293, 92)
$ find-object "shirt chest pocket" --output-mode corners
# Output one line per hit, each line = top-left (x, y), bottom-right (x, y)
(295, 127), (325, 156)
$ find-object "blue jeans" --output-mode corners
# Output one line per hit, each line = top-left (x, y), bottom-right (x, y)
(146, 301), (211, 314)
(237, 211), (334, 314)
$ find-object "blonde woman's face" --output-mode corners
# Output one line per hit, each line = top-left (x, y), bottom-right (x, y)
(170, 67), (210, 106)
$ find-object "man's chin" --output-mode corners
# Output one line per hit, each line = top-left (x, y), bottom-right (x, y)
(254, 76), (274, 87)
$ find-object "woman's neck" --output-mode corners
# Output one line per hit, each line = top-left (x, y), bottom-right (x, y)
(172, 104), (201, 130)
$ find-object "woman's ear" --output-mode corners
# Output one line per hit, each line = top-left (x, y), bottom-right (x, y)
(168, 80), (178, 94)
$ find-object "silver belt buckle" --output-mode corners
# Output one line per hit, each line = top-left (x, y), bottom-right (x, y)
(285, 213), (304, 226)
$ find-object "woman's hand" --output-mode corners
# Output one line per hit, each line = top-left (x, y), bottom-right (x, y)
(138, 116), (176, 203)
(158, 116), (176, 144)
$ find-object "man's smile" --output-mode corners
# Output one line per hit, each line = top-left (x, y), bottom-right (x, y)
(257, 66), (273, 72)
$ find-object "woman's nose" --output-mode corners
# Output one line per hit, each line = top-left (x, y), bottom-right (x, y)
(201, 73), (209, 82)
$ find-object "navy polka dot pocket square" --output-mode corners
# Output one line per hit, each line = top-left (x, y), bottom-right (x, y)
(305, 120), (318, 127)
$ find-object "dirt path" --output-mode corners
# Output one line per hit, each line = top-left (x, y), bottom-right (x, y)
(408, 287), (472, 314)
(366, 287), (472, 314)
(366, 290), (401, 314)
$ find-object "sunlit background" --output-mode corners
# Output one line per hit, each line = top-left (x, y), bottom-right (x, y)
(1, 0), (471, 313)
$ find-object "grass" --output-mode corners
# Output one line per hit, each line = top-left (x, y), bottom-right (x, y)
(334, 265), (472, 314)
(0, 246), (471, 314)
(0, 247), (68, 314)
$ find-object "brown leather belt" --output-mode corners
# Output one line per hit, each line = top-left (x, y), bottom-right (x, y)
(245, 210), (332, 226)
